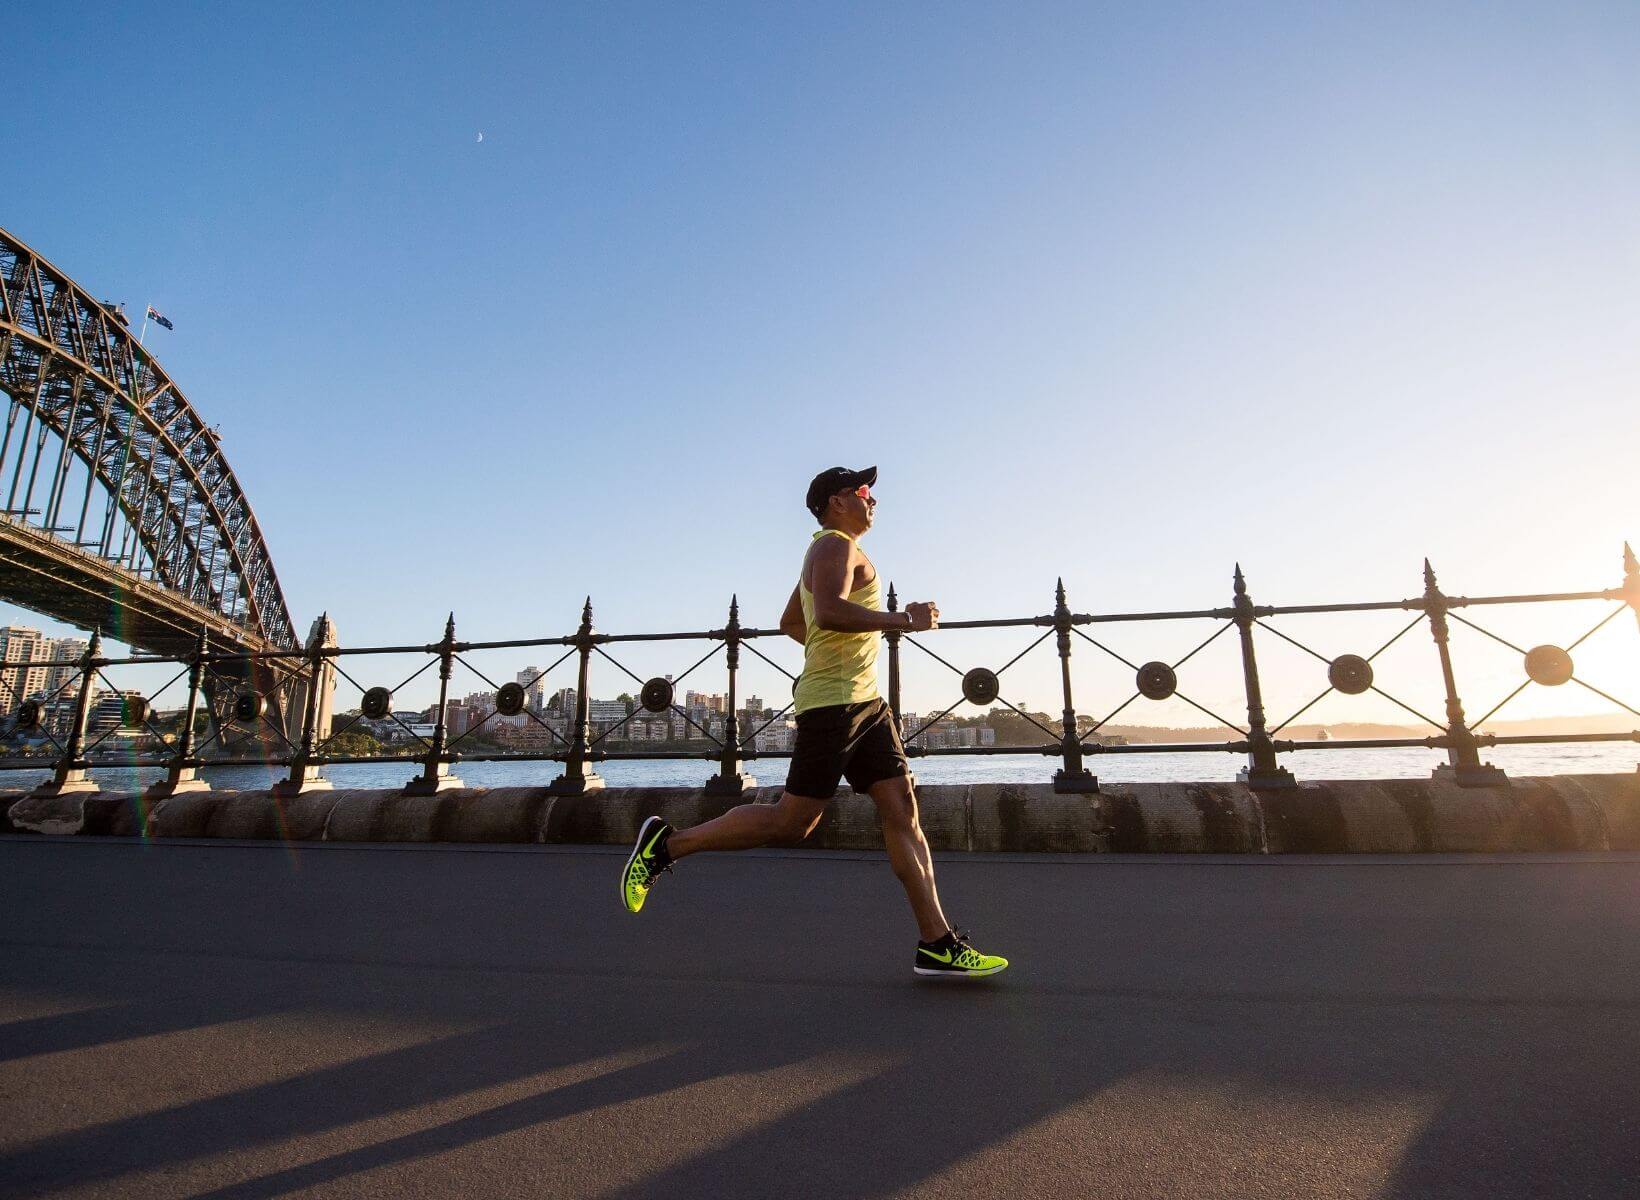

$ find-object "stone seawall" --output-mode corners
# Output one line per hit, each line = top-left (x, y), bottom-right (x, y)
(5, 773), (1640, 852)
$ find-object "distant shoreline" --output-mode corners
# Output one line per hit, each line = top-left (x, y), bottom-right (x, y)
(1098, 712), (1636, 744)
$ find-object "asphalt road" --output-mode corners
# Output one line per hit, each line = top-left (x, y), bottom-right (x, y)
(2, 838), (1638, 1199)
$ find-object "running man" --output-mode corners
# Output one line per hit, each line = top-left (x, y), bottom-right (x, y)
(621, 466), (1008, 980)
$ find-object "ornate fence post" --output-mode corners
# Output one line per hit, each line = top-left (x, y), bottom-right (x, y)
(885, 583), (903, 729)
(146, 627), (212, 799)
(32, 630), (102, 797)
(1421, 560), (1506, 787)
(273, 614), (335, 797)
(549, 598), (605, 795)
(406, 613), (465, 795)
(705, 595), (756, 795)
(1232, 565), (1297, 789)
(1052, 579), (1098, 794)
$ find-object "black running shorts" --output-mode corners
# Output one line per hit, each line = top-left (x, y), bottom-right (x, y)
(785, 697), (911, 799)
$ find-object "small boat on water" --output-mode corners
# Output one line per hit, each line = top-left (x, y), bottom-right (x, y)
(1315, 727), (1331, 741)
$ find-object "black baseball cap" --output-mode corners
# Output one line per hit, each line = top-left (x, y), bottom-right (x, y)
(805, 465), (877, 519)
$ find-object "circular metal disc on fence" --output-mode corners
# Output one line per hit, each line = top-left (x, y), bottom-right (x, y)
(361, 686), (393, 720)
(233, 692), (266, 724)
(1524, 644), (1574, 687)
(120, 696), (149, 728)
(495, 681), (527, 716)
(1328, 654), (1374, 696)
(961, 667), (1000, 706)
(1135, 661), (1178, 701)
(15, 699), (41, 730)
(640, 677), (674, 713)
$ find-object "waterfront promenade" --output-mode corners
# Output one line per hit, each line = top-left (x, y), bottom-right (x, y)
(3, 837), (1638, 1198)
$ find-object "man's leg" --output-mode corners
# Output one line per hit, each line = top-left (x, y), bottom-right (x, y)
(665, 791), (829, 859)
(866, 774), (949, 942)
(621, 791), (829, 913)
(623, 706), (848, 913)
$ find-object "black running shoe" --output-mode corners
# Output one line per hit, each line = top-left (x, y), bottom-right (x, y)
(621, 816), (673, 914)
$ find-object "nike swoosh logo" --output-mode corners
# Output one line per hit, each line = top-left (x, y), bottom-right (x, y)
(642, 828), (666, 856)
(918, 947), (953, 964)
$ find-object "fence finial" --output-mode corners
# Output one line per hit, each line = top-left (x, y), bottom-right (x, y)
(1055, 577), (1067, 608)
(1232, 563), (1246, 596)
(581, 596), (593, 626)
(1624, 541), (1637, 577)
(1423, 558), (1438, 590)
(887, 582), (898, 610)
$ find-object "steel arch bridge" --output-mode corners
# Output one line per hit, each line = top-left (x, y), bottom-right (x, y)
(0, 225), (296, 657)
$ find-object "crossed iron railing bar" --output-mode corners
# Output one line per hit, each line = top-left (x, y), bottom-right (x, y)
(3, 546), (1638, 798)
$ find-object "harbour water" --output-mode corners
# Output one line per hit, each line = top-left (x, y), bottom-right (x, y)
(3, 741), (1634, 794)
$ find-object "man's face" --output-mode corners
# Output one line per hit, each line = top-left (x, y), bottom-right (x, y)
(830, 483), (874, 530)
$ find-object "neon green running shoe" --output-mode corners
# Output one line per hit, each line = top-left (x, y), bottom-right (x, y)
(621, 816), (674, 914)
(914, 929), (1008, 979)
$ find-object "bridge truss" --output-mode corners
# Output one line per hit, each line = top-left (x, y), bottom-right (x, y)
(0, 225), (296, 653)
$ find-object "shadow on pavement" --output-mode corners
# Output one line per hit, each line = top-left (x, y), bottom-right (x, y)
(3, 842), (1640, 1198)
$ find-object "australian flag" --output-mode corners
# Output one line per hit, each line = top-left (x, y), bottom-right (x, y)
(146, 305), (174, 331)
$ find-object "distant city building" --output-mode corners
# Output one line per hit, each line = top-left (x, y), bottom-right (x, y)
(39, 696), (78, 740)
(494, 723), (559, 751)
(748, 719), (795, 752)
(627, 716), (671, 742)
(518, 668), (549, 714)
(903, 719), (995, 750)
(88, 689), (146, 737)
(44, 637), (88, 699)
(449, 690), (498, 738)
(588, 699), (628, 723)
(0, 626), (48, 711)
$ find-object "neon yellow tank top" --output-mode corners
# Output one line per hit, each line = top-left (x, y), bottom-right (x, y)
(793, 529), (881, 714)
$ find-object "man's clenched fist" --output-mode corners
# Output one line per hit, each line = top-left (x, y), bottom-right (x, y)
(905, 601), (940, 631)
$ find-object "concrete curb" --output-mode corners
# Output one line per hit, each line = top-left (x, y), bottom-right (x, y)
(3, 774), (1637, 852)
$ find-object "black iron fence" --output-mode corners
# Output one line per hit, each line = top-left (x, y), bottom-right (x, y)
(3, 546), (1637, 797)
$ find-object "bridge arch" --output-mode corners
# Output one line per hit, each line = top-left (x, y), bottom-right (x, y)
(0, 226), (296, 651)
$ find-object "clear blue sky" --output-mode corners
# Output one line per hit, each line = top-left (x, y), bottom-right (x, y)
(6, 2), (1638, 724)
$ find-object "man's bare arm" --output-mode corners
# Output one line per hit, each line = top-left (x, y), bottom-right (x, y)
(809, 536), (937, 633)
(779, 585), (806, 645)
